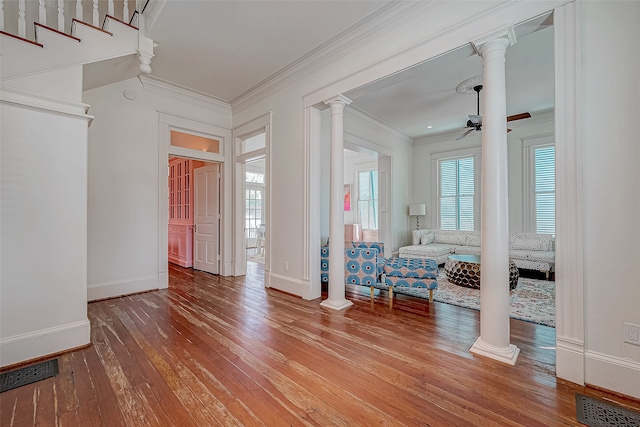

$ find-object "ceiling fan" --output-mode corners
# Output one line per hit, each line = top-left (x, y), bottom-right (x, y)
(455, 84), (532, 140)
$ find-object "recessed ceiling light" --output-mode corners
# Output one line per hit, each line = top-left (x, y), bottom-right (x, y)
(427, 125), (433, 129)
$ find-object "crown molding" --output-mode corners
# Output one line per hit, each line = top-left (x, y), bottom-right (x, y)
(139, 74), (231, 115)
(346, 104), (413, 144)
(1, 85), (94, 123)
(230, 1), (433, 113)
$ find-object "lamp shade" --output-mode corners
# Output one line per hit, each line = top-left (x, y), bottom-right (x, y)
(409, 203), (426, 216)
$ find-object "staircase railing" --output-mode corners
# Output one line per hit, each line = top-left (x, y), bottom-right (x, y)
(0, 0), (149, 40)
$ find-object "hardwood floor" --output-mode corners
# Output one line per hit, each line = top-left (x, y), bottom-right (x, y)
(2, 262), (638, 426)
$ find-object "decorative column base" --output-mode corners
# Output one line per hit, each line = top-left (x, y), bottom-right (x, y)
(470, 336), (520, 366)
(320, 298), (353, 311)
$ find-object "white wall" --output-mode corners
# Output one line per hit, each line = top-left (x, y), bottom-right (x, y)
(412, 116), (554, 233)
(83, 77), (232, 300)
(1, 69), (91, 367)
(580, 0), (640, 398)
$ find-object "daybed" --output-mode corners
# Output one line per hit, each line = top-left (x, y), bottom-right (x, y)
(399, 229), (555, 278)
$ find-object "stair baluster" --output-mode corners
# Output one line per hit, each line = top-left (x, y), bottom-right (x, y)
(38, 0), (45, 24)
(92, 0), (98, 26)
(18, 0), (26, 37)
(75, 0), (82, 23)
(1, 0), (5, 31)
(57, 0), (64, 31)
(108, 0), (114, 17)
(123, 0), (129, 23)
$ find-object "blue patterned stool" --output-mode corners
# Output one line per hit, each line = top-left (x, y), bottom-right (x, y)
(384, 257), (438, 304)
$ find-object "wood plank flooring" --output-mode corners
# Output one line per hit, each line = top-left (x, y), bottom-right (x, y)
(2, 262), (639, 426)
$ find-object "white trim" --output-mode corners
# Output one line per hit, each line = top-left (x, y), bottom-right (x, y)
(168, 146), (226, 163)
(231, 1), (428, 113)
(303, 1), (572, 109)
(1, 86), (93, 122)
(303, 106), (323, 300)
(158, 113), (233, 283)
(0, 320), (90, 368)
(470, 337), (520, 366)
(140, 75), (232, 114)
(556, 336), (585, 386)
(233, 112), (271, 138)
(554, 1), (585, 386)
(269, 272), (308, 297)
(232, 113), (272, 279)
(87, 275), (159, 301)
(521, 135), (555, 233)
(585, 351), (640, 399)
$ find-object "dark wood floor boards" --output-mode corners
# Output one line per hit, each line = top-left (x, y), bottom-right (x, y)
(3, 262), (640, 426)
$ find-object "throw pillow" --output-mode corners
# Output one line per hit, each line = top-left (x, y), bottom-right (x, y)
(434, 231), (466, 245)
(465, 233), (481, 247)
(421, 232), (435, 245)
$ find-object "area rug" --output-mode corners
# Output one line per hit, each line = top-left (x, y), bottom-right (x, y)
(391, 270), (556, 327)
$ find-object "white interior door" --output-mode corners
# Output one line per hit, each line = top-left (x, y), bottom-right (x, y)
(194, 164), (220, 274)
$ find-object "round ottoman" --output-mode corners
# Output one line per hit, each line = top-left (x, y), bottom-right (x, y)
(444, 254), (518, 290)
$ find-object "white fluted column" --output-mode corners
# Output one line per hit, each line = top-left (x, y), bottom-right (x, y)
(320, 95), (353, 311)
(470, 36), (520, 365)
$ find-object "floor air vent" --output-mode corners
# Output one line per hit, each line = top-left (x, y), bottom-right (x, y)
(576, 393), (640, 427)
(0, 359), (59, 393)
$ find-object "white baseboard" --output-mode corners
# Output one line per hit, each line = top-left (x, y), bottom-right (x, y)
(585, 350), (640, 400)
(556, 336), (585, 385)
(268, 273), (305, 296)
(158, 272), (168, 290)
(0, 319), (90, 368)
(88, 275), (159, 301)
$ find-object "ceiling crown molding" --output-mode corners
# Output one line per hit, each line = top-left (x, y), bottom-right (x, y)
(139, 74), (231, 115)
(347, 104), (413, 144)
(230, 1), (433, 114)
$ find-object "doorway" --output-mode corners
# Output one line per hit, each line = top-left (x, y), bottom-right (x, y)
(168, 156), (221, 275)
(245, 158), (266, 265)
(232, 113), (271, 278)
(158, 113), (232, 288)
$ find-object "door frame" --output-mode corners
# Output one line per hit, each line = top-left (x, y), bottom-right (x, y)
(158, 113), (232, 288)
(232, 113), (271, 279)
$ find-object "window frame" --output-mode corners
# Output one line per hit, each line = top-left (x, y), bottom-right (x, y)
(431, 147), (481, 231)
(356, 168), (379, 231)
(523, 135), (555, 235)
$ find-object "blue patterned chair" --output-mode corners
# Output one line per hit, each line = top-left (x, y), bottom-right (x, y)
(321, 242), (386, 299)
(383, 257), (438, 304)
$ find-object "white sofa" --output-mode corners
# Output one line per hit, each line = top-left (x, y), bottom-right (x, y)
(399, 229), (555, 278)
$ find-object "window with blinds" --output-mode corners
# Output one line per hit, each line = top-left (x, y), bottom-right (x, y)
(358, 170), (378, 230)
(534, 146), (555, 235)
(439, 157), (474, 231)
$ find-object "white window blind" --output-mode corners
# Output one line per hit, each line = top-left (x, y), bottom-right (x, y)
(440, 157), (474, 231)
(534, 146), (555, 235)
(358, 170), (378, 230)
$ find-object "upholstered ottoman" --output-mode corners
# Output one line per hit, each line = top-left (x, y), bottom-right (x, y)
(383, 257), (438, 305)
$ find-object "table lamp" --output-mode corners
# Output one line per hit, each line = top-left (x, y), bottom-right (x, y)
(409, 204), (426, 230)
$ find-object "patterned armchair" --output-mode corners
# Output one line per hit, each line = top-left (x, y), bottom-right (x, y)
(321, 242), (386, 286)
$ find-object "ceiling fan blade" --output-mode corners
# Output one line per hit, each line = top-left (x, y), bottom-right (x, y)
(456, 128), (475, 141)
(468, 114), (482, 125)
(506, 112), (531, 122)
